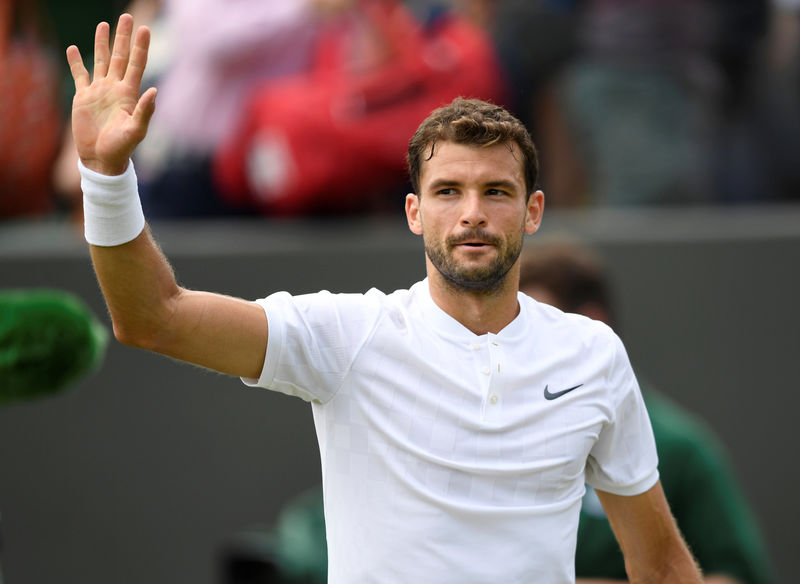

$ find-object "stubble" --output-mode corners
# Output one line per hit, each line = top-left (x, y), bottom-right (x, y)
(424, 227), (524, 295)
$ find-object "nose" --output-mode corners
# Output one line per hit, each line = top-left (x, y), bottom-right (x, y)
(459, 192), (488, 228)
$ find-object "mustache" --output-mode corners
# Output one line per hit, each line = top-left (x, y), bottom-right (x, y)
(447, 229), (501, 246)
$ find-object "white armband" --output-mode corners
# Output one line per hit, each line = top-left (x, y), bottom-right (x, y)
(79, 159), (146, 247)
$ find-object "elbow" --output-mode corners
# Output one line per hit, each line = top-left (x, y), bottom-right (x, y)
(109, 296), (180, 352)
(111, 319), (162, 351)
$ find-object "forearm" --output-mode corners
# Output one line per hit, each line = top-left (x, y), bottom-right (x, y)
(80, 159), (267, 377)
(79, 154), (180, 349)
(626, 543), (703, 584)
(600, 484), (703, 584)
(89, 210), (267, 377)
(90, 226), (181, 350)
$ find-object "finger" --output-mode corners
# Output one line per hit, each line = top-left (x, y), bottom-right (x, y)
(131, 87), (158, 140)
(123, 25), (151, 91)
(93, 21), (110, 79)
(66, 45), (90, 91)
(108, 13), (134, 80)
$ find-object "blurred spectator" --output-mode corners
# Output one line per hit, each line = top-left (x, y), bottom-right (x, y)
(219, 486), (327, 584)
(482, 0), (582, 205)
(519, 238), (776, 583)
(212, 0), (508, 216)
(484, 1), (578, 130)
(135, 0), (334, 218)
(56, 0), (506, 219)
(52, 1), (508, 220)
(733, 0), (800, 203)
(56, 0), (367, 218)
(0, 0), (63, 218)
(52, 0), (331, 219)
(549, 0), (769, 206)
(766, 0), (800, 201)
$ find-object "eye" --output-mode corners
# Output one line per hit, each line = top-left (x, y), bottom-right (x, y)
(436, 187), (457, 196)
(486, 188), (506, 197)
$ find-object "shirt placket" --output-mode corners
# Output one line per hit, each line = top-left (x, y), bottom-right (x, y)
(471, 334), (504, 422)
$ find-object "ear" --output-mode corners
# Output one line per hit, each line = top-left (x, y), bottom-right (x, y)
(406, 193), (423, 235)
(524, 190), (545, 235)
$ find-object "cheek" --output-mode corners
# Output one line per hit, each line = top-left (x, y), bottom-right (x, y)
(418, 205), (449, 234)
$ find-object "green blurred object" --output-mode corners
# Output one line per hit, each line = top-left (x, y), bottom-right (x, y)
(223, 486), (327, 584)
(0, 289), (108, 404)
(271, 486), (327, 583)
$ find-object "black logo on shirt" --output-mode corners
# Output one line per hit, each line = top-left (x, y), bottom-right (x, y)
(543, 384), (583, 401)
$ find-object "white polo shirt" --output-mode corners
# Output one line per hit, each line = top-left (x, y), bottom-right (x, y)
(245, 279), (658, 584)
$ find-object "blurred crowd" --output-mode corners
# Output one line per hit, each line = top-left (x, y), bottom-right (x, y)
(2, 0), (800, 220)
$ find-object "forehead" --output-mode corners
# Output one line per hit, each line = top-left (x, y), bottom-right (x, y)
(419, 141), (525, 189)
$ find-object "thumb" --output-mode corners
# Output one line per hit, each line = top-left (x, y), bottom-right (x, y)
(131, 87), (157, 138)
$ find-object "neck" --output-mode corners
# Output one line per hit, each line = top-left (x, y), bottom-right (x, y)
(426, 260), (521, 335)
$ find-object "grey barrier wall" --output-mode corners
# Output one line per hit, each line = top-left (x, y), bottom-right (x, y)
(1, 207), (798, 584)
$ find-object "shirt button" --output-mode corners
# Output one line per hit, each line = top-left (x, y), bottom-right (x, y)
(481, 366), (490, 375)
(490, 394), (499, 404)
(471, 343), (481, 350)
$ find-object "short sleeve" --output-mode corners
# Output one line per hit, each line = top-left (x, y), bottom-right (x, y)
(241, 289), (383, 403)
(585, 333), (659, 495)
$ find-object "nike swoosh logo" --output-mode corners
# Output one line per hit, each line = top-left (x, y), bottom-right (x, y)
(543, 384), (584, 401)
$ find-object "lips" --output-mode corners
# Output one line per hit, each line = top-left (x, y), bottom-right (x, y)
(449, 229), (499, 248)
(450, 236), (498, 250)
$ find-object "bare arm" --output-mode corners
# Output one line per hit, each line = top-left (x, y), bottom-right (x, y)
(89, 229), (267, 378)
(67, 14), (267, 379)
(597, 481), (703, 584)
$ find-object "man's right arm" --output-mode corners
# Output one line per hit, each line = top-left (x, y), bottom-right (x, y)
(68, 14), (267, 379)
(89, 228), (267, 379)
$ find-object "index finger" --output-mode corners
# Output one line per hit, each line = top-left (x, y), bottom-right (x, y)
(66, 45), (90, 91)
(123, 24), (151, 91)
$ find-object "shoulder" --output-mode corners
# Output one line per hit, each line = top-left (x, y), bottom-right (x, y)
(259, 286), (391, 310)
(519, 292), (621, 352)
(256, 285), (422, 334)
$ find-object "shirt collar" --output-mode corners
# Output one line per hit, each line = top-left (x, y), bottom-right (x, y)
(411, 279), (531, 343)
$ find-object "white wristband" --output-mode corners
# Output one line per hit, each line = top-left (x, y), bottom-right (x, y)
(79, 159), (146, 247)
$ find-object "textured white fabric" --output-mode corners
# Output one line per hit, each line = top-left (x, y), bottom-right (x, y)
(79, 160), (145, 247)
(244, 280), (659, 583)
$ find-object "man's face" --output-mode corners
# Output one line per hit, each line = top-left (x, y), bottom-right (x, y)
(405, 141), (544, 292)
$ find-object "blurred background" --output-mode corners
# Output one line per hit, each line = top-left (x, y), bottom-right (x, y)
(1, 0), (798, 582)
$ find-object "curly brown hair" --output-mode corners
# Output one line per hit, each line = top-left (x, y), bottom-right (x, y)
(406, 98), (539, 197)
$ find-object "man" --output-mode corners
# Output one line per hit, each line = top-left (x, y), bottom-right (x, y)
(66, 14), (702, 582)
(519, 240), (776, 584)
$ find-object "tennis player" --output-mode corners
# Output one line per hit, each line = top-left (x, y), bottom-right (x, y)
(66, 14), (703, 583)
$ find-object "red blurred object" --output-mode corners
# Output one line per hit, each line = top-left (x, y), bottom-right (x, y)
(214, 0), (509, 215)
(0, 0), (62, 217)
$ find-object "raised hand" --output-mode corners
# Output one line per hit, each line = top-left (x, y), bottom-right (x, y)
(66, 14), (157, 176)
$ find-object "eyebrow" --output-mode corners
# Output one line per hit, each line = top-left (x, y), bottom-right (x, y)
(427, 178), (519, 191)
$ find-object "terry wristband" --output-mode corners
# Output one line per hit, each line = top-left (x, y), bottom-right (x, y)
(79, 159), (146, 247)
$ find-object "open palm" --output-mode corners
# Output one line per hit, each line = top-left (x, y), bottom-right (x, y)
(67, 14), (156, 176)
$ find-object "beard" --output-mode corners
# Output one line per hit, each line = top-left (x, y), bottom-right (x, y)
(424, 228), (523, 293)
